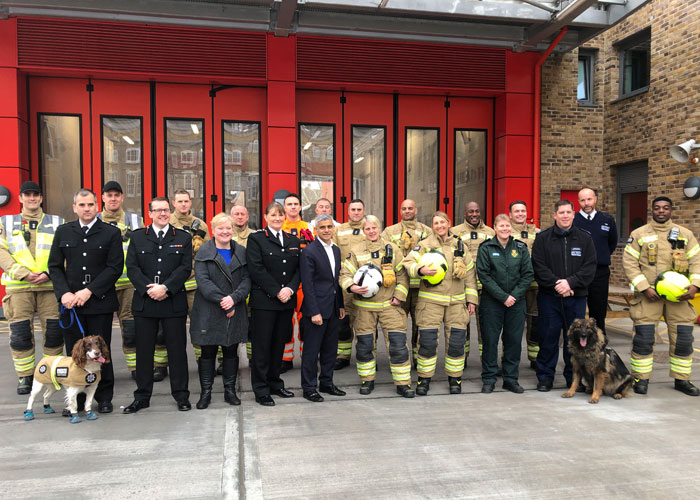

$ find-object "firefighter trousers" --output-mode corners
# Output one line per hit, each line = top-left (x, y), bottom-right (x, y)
(465, 292), (483, 358)
(525, 288), (540, 362)
(337, 290), (355, 361)
(402, 287), (420, 362)
(3, 290), (63, 377)
(630, 294), (696, 381)
(415, 301), (468, 378)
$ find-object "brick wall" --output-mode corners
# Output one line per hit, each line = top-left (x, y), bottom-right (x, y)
(540, 0), (700, 286)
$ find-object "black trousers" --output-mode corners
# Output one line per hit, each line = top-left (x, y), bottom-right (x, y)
(133, 315), (189, 402)
(300, 313), (339, 392)
(63, 312), (114, 404)
(587, 266), (611, 335)
(250, 308), (293, 397)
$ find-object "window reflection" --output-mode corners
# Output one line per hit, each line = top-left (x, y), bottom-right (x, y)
(300, 124), (334, 222)
(352, 126), (385, 227)
(453, 130), (486, 224)
(39, 114), (82, 218)
(102, 117), (142, 215)
(406, 128), (438, 226)
(166, 119), (205, 220)
(223, 121), (261, 229)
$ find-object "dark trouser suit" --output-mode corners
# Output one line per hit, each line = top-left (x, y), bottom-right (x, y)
(133, 315), (189, 402)
(251, 308), (294, 397)
(536, 293), (587, 384)
(480, 294), (526, 384)
(587, 266), (610, 335)
(301, 313), (339, 392)
(63, 312), (114, 404)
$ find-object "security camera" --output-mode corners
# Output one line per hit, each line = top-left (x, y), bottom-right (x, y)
(670, 139), (700, 163)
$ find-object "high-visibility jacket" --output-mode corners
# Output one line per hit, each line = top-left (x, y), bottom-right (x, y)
(450, 219), (495, 289)
(511, 221), (539, 288)
(232, 225), (253, 247)
(401, 234), (479, 307)
(333, 219), (366, 261)
(339, 239), (409, 309)
(98, 210), (143, 290)
(381, 220), (432, 288)
(170, 211), (210, 291)
(0, 212), (63, 292)
(623, 219), (700, 292)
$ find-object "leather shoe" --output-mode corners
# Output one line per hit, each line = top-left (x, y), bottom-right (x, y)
(633, 378), (648, 395)
(123, 400), (150, 414)
(503, 381), (524, 394)
(536, 380), (553, 392)
(481, 382), (495, 393)
(98, 401), (113, 413)
(273, 388), (295, 398)
(674, 379), (700, 396)
(255, 394), (275, 406)
(153, 366), (168, 382)
(334, 358), (350, 370)
(319, 385), (346, 396)
(177, 400), (192, 411)
(303, 391), (324, 402)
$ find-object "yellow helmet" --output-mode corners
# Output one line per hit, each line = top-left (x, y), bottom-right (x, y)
(655, 271), (690, 302)
(418, 251), (448, 286)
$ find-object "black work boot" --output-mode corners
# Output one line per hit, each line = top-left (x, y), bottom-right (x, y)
(223, 357), (241, 405)
(633, 378), (648, 394)
(153, 366), (168, 382)
(448, 376), (462, 394)
(416, 377), (431, 396)
(674, 379), (700, 396)
(17, 376), (33, 395)
(196, 357), (216, 409)
(396, 385), (415, 398)
(334, 358), (350, 370)
(359, 380), (374, 395)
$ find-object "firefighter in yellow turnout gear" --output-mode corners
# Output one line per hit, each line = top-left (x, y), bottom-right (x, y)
(170, 189), (211, 371)
(332, 199), (367, 369)
(339, 215), (414, 397)
(509, 201), (540, 369)
(450, 201), (494, 364)
(403, 211), (479, 395)
(0, 182), (64, 394)
(381, 199), (432, 368)
(98, 181), (146, 379)
(231, 204), (254, 361)
(622, 196), (700, 396)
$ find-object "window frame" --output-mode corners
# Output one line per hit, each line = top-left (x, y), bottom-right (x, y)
(297, 122), (336, 223)
(350, 124), (387, 228)
(577, 49), (596, 106)
(615, 160), (649, 243)
(615, 27), (651, 100)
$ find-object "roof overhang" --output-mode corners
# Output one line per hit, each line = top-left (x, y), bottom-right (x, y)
(0, 0), (651, 52)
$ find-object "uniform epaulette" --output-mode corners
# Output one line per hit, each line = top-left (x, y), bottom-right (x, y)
(515, 241), (525, 249)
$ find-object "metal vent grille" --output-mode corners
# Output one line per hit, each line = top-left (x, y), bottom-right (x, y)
(17, 18), (267, 79)
(297, 36), (505, 90)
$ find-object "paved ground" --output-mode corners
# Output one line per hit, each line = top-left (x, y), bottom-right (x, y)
(1, 315), (700, 499)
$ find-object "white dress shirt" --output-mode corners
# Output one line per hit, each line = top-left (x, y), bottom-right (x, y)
(579, 209), (597, 221)
(319, 238), (336, 277)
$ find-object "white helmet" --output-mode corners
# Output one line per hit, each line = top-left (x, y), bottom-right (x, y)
(353, 263), (383, 298)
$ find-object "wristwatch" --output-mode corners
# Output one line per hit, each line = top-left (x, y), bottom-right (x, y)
(161, 284), (169, 293)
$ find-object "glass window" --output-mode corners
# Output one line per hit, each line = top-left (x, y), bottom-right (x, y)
(577, 50), (595, 105)
(300, 124), (334, 223)
(617, 161), (648, 240)
(223, 121), (261, 229)
(453, 130), (486, 225)
(616, 28), (651, 98)
(101, 116), (142, 215)
(406, 128), (439, 226)
(352, 126), (385, 227)
(166, 119), (205, 220)
(39, 114), (82, 218)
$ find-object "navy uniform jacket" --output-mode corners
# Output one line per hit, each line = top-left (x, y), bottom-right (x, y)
(573, 211), (618, 267)
(126, 225), (192, 318)
(300, 239), (343, 320)
(48, 219), (123, 315)
(246, 228), (301, 311)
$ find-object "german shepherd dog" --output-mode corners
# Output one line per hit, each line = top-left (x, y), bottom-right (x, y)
(562, 318), (633, 404)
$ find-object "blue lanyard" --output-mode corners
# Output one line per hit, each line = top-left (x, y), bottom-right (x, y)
(59, 305), (86, 337)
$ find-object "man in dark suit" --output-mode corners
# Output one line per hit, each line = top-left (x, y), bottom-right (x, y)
(246, 201), (301, 406)
(299, 214), (346, 402)
(48, 188), (124, 414)
(123, 197), (193, 413)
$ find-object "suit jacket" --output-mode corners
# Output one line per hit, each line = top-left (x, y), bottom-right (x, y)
(126, 225), (192, 318)
(300, 239), (343, 319)
(48, 219), (123, 314)
(246, 228), (301, 311)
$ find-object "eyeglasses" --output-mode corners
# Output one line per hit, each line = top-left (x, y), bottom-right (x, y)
(150, 208), (171, 214)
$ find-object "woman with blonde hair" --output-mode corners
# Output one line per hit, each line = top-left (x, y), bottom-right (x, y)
(190, 212), (250, 408)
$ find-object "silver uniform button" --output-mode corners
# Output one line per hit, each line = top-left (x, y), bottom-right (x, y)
(283, 272), (286, 275)
(158, 258), (162, 262)
(157, 271), (161, 274)
(83, 252), (87, 256)
(159, 246), (162, 250)
(82, 266), (86, 270)
(83, 238), (87, 243)
(283, 259), (286, 263)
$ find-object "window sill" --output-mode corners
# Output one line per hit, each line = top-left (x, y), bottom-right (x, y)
(611, 86), (650, 104)
(577, 101), (599, 108)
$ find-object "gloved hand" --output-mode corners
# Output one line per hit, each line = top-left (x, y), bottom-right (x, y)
(192, 235), (204, 254)
(299, 228), (315, 246)
(382, 263), (396, 287)
(400, 231), (415, 251)
(453, 260), (467, 280)
(672, 249), (689, 273)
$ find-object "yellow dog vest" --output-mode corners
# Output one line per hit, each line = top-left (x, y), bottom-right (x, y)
(34, 356), (102, 390)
